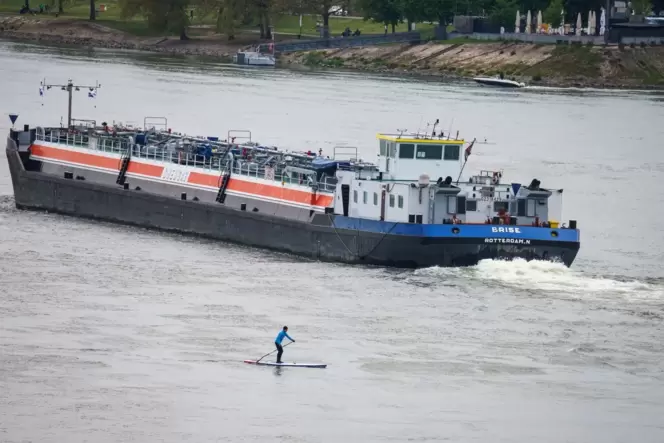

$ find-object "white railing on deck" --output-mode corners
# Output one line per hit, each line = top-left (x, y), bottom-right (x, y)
(36, 129), (337, 194)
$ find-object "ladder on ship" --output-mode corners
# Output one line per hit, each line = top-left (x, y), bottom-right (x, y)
(116, 147), (131, 185)
(215, 143), (234, 204)
(216, 171), (231, 204)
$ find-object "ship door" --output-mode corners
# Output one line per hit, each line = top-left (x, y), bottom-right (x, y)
(341, 184), (350, 216)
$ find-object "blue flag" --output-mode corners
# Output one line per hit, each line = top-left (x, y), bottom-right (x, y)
(9, 114), (18, 125)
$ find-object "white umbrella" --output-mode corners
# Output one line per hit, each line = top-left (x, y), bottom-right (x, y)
(537, 10), (543, 33)
(600, 8), (606, 36)
(576, 13), (582, 36)
(526, 10), (532, 34)
(515, 10), (520, 33)
(560, 9), (565, 35)
(591, 10), (596, 35)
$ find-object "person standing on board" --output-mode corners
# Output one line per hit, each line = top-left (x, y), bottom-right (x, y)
(275, 326), (294, 364)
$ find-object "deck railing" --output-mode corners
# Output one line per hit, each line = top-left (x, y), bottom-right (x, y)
(36, 129), (337, 194)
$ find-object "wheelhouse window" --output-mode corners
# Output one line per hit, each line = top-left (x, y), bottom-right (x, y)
(353, 190), (358, 203)
(388, 142), (397, 158)
(389, 194), (395, 207)
(416, 144), (443, 160)
(466, 200), (477, 212)
(447, 196), (457, 214)
(526, 199), (536, 217)
(379, 139), (387, 156)
(494, 201), (509, 212)
(363, 191), (367, 204)
(398, 195), (404, 208)
(444, 145), (460, 161)
(399, 143), (415, 159)
(373, 192), (378, 205)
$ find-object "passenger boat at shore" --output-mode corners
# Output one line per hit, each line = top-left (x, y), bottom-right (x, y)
(232, 48), (276, 67)
(5, 80), (580, 268)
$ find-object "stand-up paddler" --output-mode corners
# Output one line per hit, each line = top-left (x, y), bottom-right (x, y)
(275, 326), (294, 364)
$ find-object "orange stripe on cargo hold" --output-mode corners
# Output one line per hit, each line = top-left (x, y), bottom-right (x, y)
(30, 144), (163, 178)
(188, 171), (333, 207)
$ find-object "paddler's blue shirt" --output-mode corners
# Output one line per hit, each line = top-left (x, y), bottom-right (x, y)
(275, 330), (293, 344)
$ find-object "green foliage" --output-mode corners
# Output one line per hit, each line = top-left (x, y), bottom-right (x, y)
(490, 0), (518, 28)
(118, 0), (190, 36)
(357, 0), (402, 30)
(543, 0), (563, 28)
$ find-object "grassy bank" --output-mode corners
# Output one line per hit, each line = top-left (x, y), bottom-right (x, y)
(0, 0), (432, 38)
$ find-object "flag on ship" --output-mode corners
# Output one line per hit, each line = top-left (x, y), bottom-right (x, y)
(464, 139), (475, 162)
(39, 86), (44, 97)
(88, 90), (97, 98)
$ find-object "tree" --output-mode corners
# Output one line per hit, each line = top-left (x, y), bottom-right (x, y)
(401, 0), (426, 31)
(490, 0), (519, 28)
(420, 0), (457, 27)
(518, 0), (549, 15)
(119, 0), (192, 40)
(357, 0), (402, 33)
(543, 0), (563, 27)
(306, 0), (333, 38)
(90, 0), (96, 20)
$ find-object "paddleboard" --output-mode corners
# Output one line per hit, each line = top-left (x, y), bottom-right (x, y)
(244, 360), (327, 368)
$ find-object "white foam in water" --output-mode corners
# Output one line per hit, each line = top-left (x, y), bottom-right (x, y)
(416, 259), (663, 299)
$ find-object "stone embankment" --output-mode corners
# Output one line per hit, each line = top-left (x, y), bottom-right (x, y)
(280, 40), (664, 89)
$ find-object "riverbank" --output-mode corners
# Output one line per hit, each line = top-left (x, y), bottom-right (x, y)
(2, 15), (664, 89)
(0, 15), (244, 59)
(280, 41), (664, 89)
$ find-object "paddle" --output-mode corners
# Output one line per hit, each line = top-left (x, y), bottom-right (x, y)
(256, 341), (294, 363)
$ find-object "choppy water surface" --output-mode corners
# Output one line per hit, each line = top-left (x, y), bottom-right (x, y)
(1, 41), (663, 442)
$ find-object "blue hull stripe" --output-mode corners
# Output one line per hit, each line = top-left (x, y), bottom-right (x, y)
(331, 216), (580, 243)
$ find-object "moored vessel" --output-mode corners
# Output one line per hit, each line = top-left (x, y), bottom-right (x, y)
(232, 48), (276, 67)
(5, 80), (580, 268)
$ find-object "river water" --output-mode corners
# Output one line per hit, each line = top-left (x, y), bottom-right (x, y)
(0, 40), (663, 443)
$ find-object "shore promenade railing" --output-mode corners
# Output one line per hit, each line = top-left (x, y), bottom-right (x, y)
(448, 31), (664, 46)
(258, 31), (421, 54)
(35, 129), (337, 193)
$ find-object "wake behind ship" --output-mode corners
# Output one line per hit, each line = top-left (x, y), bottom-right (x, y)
(5, 81), (580, 268)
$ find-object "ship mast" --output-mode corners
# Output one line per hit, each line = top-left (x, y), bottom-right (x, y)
(40, 78), (101, 129)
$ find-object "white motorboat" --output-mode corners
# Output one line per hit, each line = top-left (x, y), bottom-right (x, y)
(473, 76), (526, 88)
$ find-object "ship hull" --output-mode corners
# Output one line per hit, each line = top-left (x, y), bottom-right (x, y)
(6, 138), (579, 268)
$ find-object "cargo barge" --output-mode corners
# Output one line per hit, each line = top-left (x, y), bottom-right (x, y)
(5, 80), (580, 268)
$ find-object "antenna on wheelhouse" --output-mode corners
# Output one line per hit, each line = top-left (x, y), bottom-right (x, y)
(396, 128), (407, 139)
(431, 118), (440, 138)
(40, 78), (101, 129)
(415, 116), (423, 138)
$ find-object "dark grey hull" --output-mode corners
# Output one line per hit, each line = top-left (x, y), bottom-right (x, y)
(6, 140), (579, 268)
